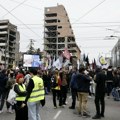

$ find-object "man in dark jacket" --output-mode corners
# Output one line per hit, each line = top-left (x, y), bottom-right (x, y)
(0, 69), (8, 113)
(69, 66), (78, 109)
(76, 67), (91, 117)
(92, 68), (107, 119)
(106, 66), (113, 98)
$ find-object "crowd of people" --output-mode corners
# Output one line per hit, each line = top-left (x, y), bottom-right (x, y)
(0, 66), (120, 120)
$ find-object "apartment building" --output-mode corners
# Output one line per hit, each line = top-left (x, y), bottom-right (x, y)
(44, 5), (80, 65)
(0, 20), (20, 68)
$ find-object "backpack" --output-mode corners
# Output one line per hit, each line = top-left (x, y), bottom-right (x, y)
(51, 76), (58, 88)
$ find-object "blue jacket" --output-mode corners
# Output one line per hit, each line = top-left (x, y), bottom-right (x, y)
(70, 72), (78, 90)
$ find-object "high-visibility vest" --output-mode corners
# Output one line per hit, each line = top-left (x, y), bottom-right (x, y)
(16, 84), (26, 101)
(53, 76), (60, 90)
(28, 76), (45, 102)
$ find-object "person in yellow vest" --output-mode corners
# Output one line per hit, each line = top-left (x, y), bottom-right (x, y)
(14, 73), (28, 120)
(51, 70), (62, 108)
(22, 68), (45, 120)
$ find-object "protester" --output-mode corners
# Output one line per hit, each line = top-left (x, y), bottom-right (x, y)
(51, 70), (62, 108)
(24, 70), (31, 87)
(23, 68), (45, 120)
(59, 68), (68, 105)
(92, 68), (107, 119)
(42, 70), (49, 94)
(0, 69), (8, 113)
(14, 73), (28, 120)
(76, 67), (91, 117)
(106, 66), (113, 98)
(6, 72), (15, 113)
(111, 69), (120, 101)
(69, 66), (78, 109)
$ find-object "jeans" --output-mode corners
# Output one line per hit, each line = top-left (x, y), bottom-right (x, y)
(27, 101), (41, 120)
(106, 82), (113, 96)
(70, 89), (77, 108)
(0, 91), (6, 110)
(61, 86), (67, 104)
(52, 89), (62, 107)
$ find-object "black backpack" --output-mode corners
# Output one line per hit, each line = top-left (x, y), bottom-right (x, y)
(51, 76), (58, 88)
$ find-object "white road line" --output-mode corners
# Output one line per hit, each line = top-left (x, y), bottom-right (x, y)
(53, 110), (62, 119)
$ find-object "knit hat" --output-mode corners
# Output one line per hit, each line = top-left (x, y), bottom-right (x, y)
(16, 73), (24, 83)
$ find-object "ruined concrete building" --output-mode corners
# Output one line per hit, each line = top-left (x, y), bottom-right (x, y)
(0, 20), (20, 68)
(44, 5), (80, 65)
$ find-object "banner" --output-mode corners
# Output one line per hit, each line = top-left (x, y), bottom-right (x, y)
(97, 55), (108, 69)
(23, 54), (40, 67)
(53, 56), (63, 70)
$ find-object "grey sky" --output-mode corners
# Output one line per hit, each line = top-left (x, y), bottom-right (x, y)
(0, 0), (120, 61)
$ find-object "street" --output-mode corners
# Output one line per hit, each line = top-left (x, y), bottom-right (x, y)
(0, 94), (120, 120)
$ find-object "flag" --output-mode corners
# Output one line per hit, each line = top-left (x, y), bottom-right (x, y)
(99, 56), (107, 65)
(53, 58), (62, 70)
(85, 55), (90, 66)
(92, 58), (97, 70)
(48, 55), (52, 69)
(52, 55), (56, 67)
(62, 48), (71, 59)
(97, 55), (108, 69)
(83, 54), (86, 61)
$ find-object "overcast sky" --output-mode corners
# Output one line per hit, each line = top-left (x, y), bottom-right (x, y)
(0, 0), (120, 62)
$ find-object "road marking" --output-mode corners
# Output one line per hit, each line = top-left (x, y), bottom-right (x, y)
(53, 110), (62, 119)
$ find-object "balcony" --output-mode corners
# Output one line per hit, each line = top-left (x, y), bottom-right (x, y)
(0, 43), (6, 46)
(0, 31), (7, 34)
(45, 13), (57, 20)
(45, 32), (57, 38)
(0, 25), (8, 29)
(44, 45), (56, 50)
(71, 53), (77, 57)
(45, 25), (57, 31)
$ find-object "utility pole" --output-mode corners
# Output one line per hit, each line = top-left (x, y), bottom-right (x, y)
(27, 39), (35, 54)
(5, 35), (8, 69)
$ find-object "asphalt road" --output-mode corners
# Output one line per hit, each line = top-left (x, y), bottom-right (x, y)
(0, 94), (120, 120)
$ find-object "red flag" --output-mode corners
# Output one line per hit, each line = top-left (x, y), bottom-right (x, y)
(62, 48), (71, 59)
(92, 58), (97, 70)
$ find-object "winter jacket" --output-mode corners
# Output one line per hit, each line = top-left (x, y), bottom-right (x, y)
(76, 73), (91, 93)
(0, 72), (8, 92)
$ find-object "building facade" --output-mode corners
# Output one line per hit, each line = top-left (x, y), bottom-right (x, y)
(44, 5), (80, 65)
(111, 39), (120, 67)
(0, 20), (20, 68)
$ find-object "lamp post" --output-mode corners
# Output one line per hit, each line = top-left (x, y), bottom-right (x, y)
(4, 41), (7, 69)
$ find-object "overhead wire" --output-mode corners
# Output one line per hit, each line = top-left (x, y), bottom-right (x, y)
(17, 24), (120, 29)
(2, 0), (28, 18)
(1, 0), (118, 47)
(72, 0), (107, 24)
(69, 0), (108, 33)
(9, 0), (42, 10)
(0, 3), (41, 38)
